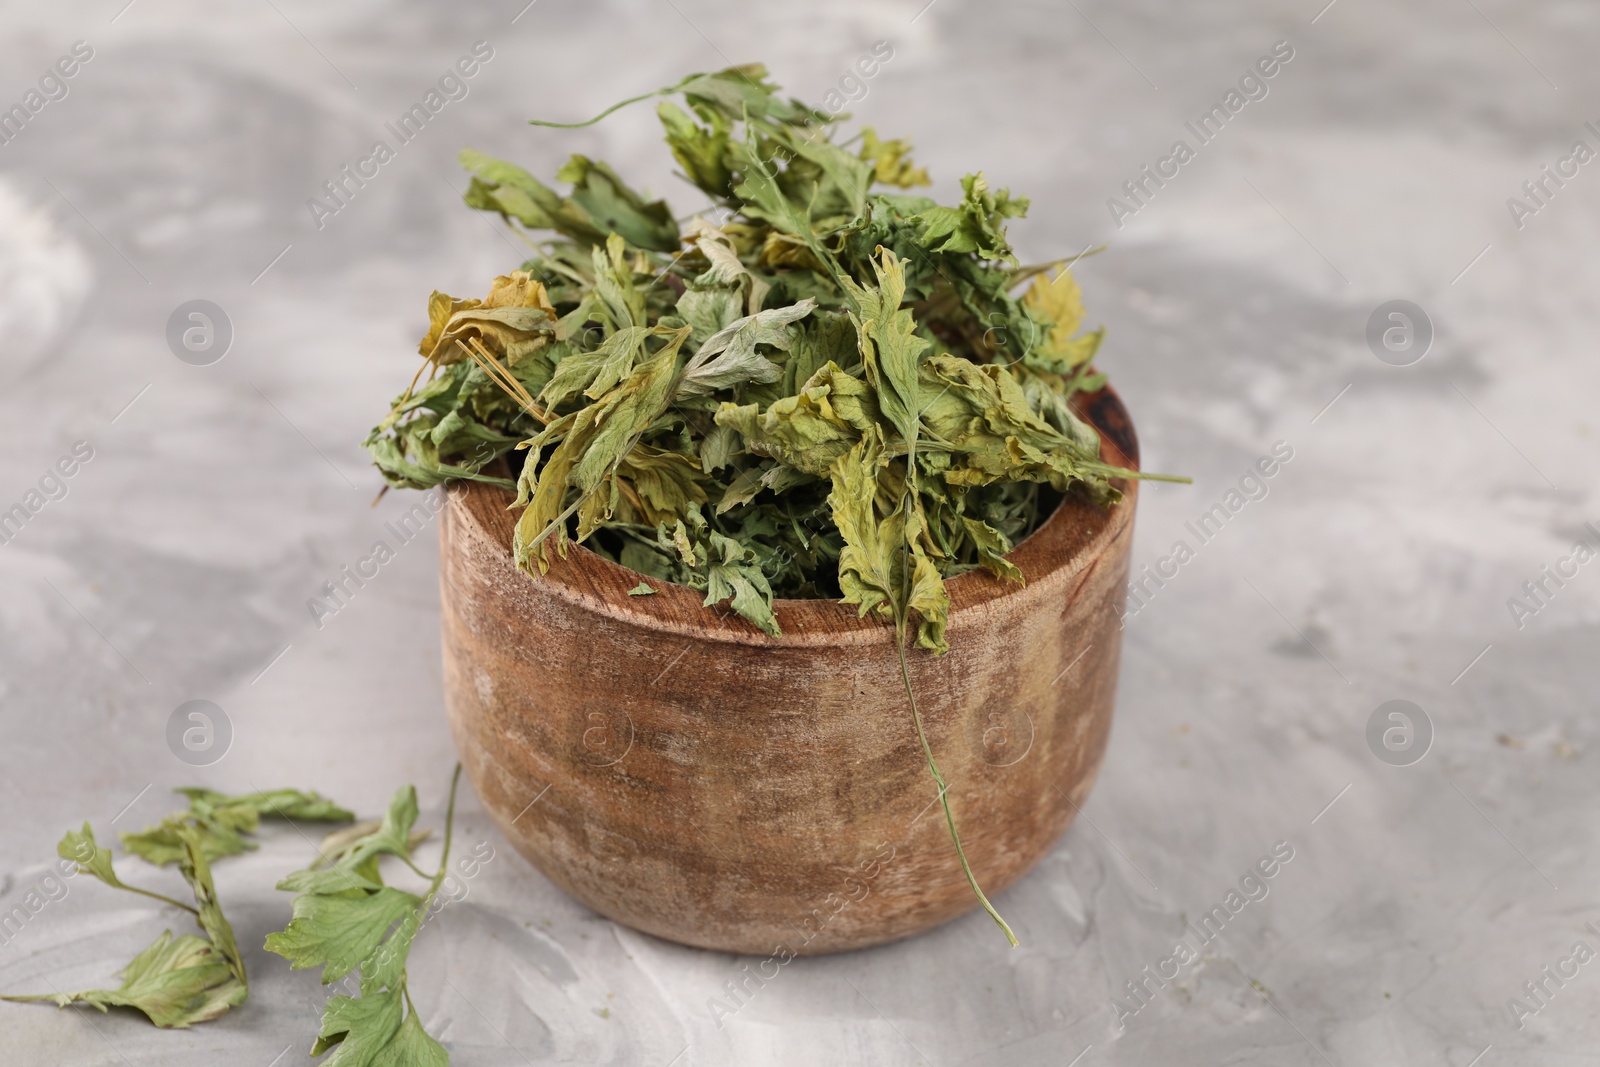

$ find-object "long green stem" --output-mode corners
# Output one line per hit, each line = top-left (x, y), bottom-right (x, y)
(1088, 465), (1191, 484)
(892, 610), (1018, 947)
(121, 883), (201, 917)
(528, 73), (702, 128)
(388, 765), (464, 1003)
(426, 765), (463, 898)
(398, 855), (434, 881)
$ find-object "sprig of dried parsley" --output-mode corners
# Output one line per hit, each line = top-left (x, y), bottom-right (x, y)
(363, 64), (1185, 943)
(3, 788), (351, 1028)
(265, 766), (462, 1066)
(123, 787), (355, 866)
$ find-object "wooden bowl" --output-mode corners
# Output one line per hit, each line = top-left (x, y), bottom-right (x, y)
(439, 386), (1140, 955)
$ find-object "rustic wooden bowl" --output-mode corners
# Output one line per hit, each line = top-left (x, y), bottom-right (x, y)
(439, 386), (1140, 955)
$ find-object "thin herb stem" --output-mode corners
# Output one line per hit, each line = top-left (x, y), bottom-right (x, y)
(892, 603), (1018, 947)
(400, 356), (432, 408)
(523, 485), (599, 557)
(463, 337), (553, 424)
(398, 855), (433, 881)
(505, 222), (545, 252)
(387, 765), (464, 1001)
(432, 763), (463, 888)
(120, 883), (201, 917)
(1086, 464), (1190, 484)
(528, 73), (701, 128)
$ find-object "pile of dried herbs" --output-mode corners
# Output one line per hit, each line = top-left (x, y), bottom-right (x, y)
(364, 65), (1177, 944)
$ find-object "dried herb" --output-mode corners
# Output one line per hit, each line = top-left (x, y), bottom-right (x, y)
(122, 787), (354, 866)
(265, 766), (462, 1066)
(3, 788), (351, 1028)
(363, 64), (1185, 943)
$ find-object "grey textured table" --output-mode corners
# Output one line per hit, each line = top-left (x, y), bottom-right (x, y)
(1, 1), (1594, 1064)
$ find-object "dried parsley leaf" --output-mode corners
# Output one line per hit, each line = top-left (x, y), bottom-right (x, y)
(123, 787), (352, 867)
(913, 172), (1030, 264)
(1022, 269), (1105, 374)
(58, 823), (131, 890)
(859, 128), (930, 189)
(265, 770), (461, 1066)
(2, 931), (246, 1029)
(828, 429), (899, 624)
(312, 987), (446, 1067)
(267, 886), (422, 990)
(702, 530), (780, 636)
(460, 148), (678, 252)
(677, 299), (816, 397)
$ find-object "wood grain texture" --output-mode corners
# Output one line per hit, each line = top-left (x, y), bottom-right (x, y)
(440, 386), (1141, 955)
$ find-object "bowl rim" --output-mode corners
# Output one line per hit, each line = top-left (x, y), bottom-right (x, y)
(442, 383), (1140, 648)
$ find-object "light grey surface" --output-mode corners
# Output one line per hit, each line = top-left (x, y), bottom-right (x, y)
(0, 1), (1595, 1064)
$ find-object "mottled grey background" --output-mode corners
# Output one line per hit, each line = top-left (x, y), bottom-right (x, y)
(0, 1), (1595, 1064)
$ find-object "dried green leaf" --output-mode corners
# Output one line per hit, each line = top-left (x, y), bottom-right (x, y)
(658, 102), (733, 197)
(677, 285), (745, 347)
(860, 128), (930, 188)
(460, 147), (679, 252)
(702, 531), (780, 636)
(1, 931), (246, 1029)
(270, 770), (462, 1065)
(676, 299), (816, 397)
(556, 155), (681, 252)
(716, 464), (769, 513)
(420, 272), (557, 368)
(9, 799), (282, 1028)
(314, 821), (430, 869)
(265, 886), (422, 989)
(961, 516), (1025, 584)
(829, 430), (898, 623)
(1022, 268), (1104, 373)
(678, 64), (825, 127)
(312, 987), (447, 1067)
(177, 825), (247, 988)
(540, 325), (651, 407)
(913, 172), (1029, 264)
(515, 326), (691, 570)
(58, 823), (124, 889)
(123, 788), (352, 867)
(837, 248), (928, 448)
(330, 786), (422, 884)
(698, 422), (740, 473)
(714, 361), (876, 475)
(686, 217), (747, 286)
